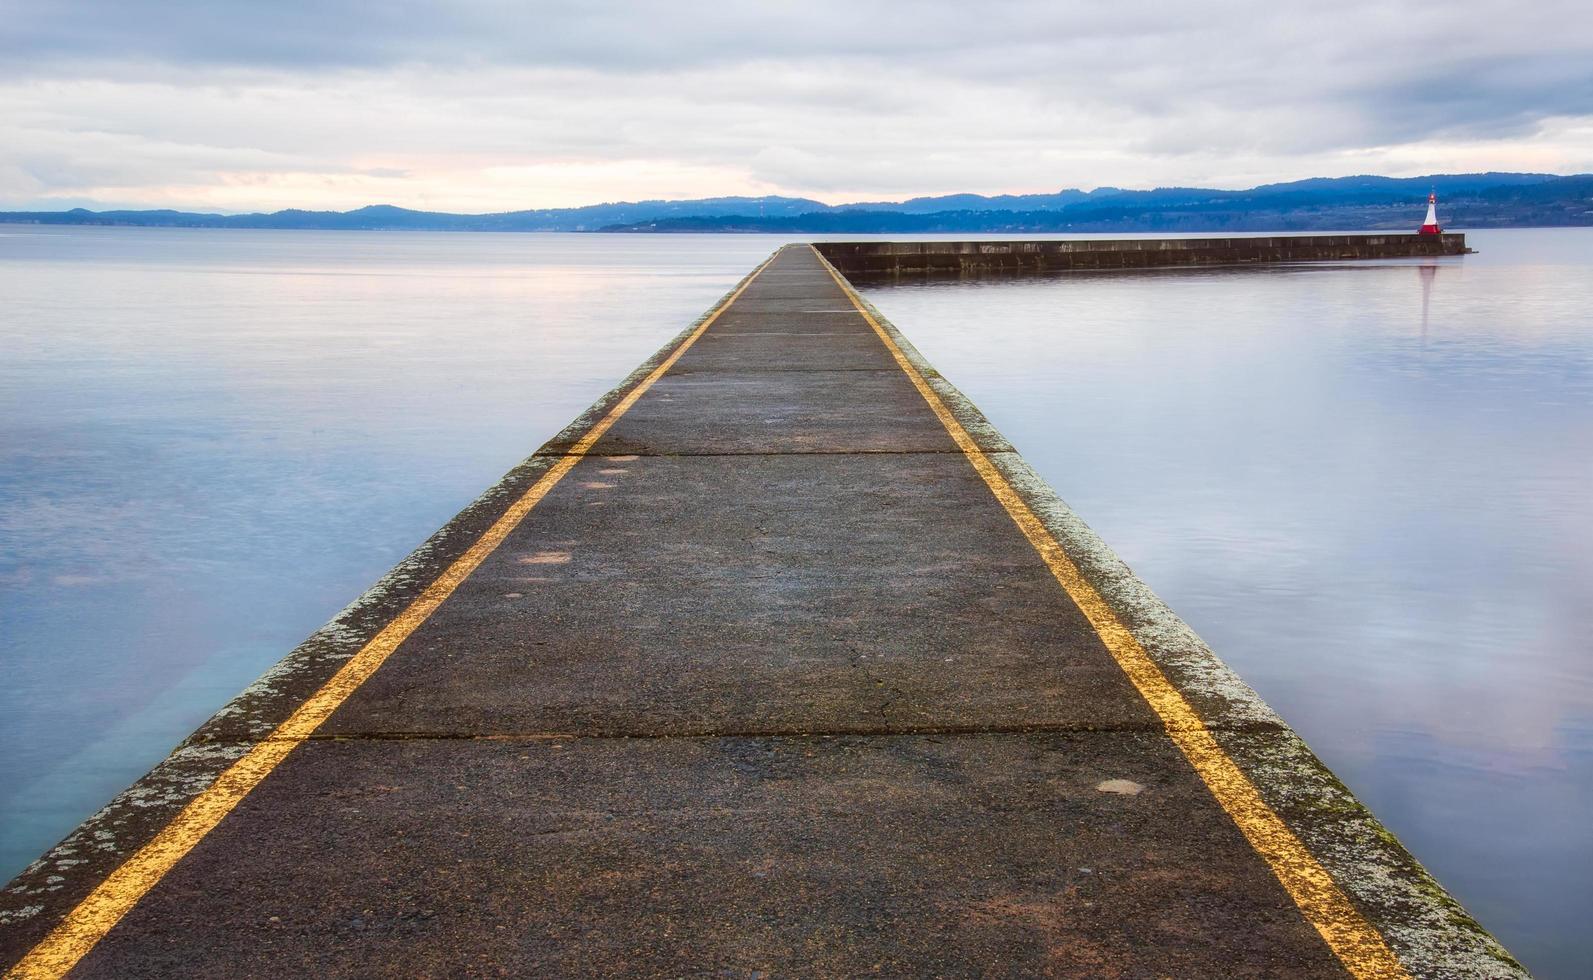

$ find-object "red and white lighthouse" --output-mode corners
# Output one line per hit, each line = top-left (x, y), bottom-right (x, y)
(1418, 191), (1442, 235)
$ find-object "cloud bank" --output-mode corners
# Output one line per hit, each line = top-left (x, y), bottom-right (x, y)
(3, 0), (1592, 210)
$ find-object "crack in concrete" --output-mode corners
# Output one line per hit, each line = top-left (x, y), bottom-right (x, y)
(531, 448), (976, 458)
(297, 720), (1289, 743)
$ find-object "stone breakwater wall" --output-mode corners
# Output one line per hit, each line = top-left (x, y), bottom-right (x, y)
(816, 234), (1468, 275)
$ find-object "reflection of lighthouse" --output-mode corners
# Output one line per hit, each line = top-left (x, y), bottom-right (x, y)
(1418, 262), (1438, 345)
(1418, 191), (1442, 235)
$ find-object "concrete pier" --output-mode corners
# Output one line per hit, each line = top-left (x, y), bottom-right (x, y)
(2, 245), (1517, 978)
(817, 233), (1468, 276)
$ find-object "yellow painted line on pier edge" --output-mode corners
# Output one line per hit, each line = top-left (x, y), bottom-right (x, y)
(5, 254), (777, 980)
(814, 247), (1409, 980)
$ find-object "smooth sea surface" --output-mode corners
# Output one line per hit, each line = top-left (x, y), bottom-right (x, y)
(1, 226), (1588, 975)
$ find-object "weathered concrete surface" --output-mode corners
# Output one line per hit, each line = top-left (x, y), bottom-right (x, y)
(2, 245), (1520, 978)
(817, 234), (1468, 277)
(318, 451), (1169, 739)
(67, 736), (1346, 979)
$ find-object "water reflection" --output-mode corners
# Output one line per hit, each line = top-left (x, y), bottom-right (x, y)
(860, 232), (1593, 977)
(1418, 261), (1438, 344)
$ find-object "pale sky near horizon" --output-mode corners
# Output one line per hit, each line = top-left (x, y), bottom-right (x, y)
(3, 0), (1592, 213)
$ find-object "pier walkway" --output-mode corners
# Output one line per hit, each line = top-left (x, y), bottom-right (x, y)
(2, 245), (1516, 978)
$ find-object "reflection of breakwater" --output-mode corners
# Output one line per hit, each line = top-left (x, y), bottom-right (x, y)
(817, 234), (1469, 276)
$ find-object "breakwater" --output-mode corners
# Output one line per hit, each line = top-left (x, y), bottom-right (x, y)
(0, 244), (1513, 979)
(816, 233), (1468, 276)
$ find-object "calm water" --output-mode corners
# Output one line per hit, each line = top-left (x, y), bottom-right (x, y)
(860, 229), (1593, 977)
(1, 227), (1588, 975)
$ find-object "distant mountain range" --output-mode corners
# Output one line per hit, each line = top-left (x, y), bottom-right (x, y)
(4, 173), (1591, 234)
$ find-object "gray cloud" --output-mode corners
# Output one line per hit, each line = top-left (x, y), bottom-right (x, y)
(0, 2), (1228, 71)
(2, 1), (1591, 209)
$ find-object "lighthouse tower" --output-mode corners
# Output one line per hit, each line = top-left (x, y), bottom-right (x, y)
(1418, 191), (1442, 235)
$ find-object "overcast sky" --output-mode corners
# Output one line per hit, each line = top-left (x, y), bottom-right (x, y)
(3, 0), (1592, 212)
